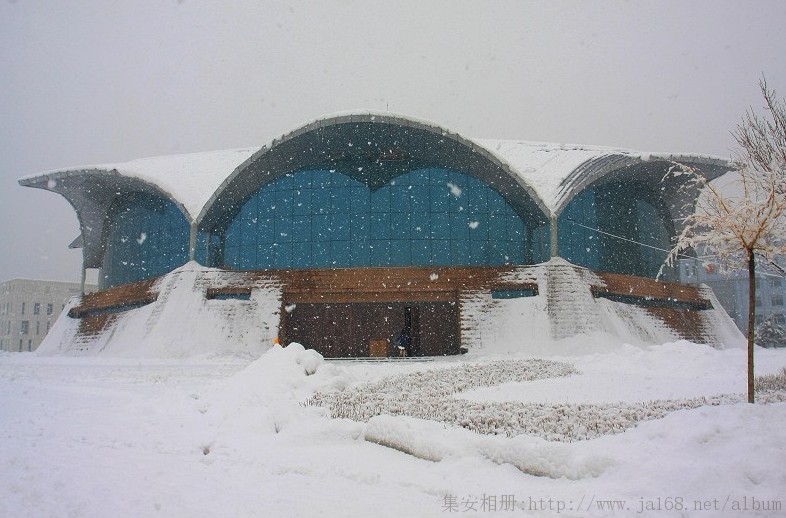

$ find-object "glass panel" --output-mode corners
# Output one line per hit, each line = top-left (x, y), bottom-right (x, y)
(451, 239), (471, 264)
(390, 240), (411, 264)
(411, 240), (431, 265)
(369, 240), (391, 266)
(450, 213), (470, 240)
(331, 241), (352, 266)
(432, 240), (451, 265)
(312, 241), (330, 267)
(390, 213), (411, 239)
(468, 218), (488, 241)
(331, 213), (351, 241)
(370, 213), (390, 238)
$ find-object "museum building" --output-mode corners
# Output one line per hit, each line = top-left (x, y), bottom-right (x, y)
(20, 113), (743, 357)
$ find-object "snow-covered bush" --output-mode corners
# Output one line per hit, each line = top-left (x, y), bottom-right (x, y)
(307, 359), (786, 442)
(756, 367), (786, 392)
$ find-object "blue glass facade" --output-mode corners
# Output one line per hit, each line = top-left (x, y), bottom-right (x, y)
(636, 199), (671, 278)
(557, 189), (600, 270)
(102, 193), (190, 288)
(218, 168), (527, 269)
(98, 172), (674, 287)
(557, 183), (671, 278)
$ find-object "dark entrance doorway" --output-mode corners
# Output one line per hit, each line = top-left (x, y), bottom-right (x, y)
(282, 301), (459, 358)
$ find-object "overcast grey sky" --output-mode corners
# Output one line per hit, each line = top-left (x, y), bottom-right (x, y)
(2, 0), (785, 282)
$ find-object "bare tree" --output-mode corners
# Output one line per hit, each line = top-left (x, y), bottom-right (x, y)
(668, 77), (786, 403)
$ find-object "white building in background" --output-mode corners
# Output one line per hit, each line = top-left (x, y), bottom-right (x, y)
(0, 279), (96, 352)
(679, 259), (786, 332)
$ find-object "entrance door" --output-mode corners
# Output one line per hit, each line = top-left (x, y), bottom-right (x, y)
(402, 306), (421, 357)
(283, 301), (459, 358)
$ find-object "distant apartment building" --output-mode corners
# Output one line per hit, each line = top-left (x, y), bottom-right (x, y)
(679, 259), (786, 333)
(0, 279), (96, 352)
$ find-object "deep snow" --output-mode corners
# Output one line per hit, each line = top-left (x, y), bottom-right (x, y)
(1, 343), (785, 517)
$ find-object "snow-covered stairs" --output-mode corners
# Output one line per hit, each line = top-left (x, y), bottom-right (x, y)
(546, 259), (602, 339)
(143, 275), (177, 337)
(459, 291), (499, 350)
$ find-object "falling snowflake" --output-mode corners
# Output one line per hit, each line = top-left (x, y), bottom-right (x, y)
(447, 182), (462, 197)
(468, 221), (479, 229)
(136, 233), (147, 245)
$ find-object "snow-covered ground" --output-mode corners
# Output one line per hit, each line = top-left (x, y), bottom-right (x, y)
(1, 342), (785, 517)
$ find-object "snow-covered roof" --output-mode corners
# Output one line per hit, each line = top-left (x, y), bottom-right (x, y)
(473, 139), (629, 214)
(473, 138), (730, 214)
(19, 111), (733, 266)
(22, 112), (731, 221)
(21, 148), (259, 221)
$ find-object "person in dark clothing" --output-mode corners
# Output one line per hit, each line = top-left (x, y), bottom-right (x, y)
(395, 328), (411, 357)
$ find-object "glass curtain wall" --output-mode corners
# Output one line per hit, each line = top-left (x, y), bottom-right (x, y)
(557, 182), (671, 278)
(102, 193), (190, 288)
(218, 167), (527, 269)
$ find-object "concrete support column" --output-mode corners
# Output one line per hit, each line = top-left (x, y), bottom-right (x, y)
(80, 257), (87, 296)
(549, 214), (559, 258)
(188, 222), (198, 262)
(524, 225), (534, 264)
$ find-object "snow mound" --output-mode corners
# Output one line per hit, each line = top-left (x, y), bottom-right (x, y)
(599, 401), (786, 514)
(365, 414), (612, 479)
(191, 343), (345, 449)
(209, 342), (329, 408)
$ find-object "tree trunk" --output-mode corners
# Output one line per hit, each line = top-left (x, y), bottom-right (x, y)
(747, 249), (756, 403)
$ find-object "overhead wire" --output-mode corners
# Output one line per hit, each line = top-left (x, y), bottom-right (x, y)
(560, 217), (786, 278)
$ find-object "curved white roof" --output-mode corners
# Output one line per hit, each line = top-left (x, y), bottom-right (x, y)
(22, 117), (730, 221)
(22, 147), (259, 221)
(19, 110), (732, 271)
(472, 139), (627, 213)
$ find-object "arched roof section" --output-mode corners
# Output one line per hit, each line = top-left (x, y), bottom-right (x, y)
(470, 140), (733, 221)
(18, 149), (257, 269)
(19, 169), (192, 269)
(18, 113), (734, 272)
(198, 113), (551, 231)
(552, 153), (733, 236)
